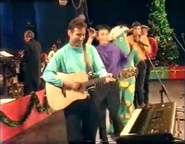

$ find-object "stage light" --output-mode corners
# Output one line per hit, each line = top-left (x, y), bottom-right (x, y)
(78, 14), (86, 20)
(59, 0), (68, 6)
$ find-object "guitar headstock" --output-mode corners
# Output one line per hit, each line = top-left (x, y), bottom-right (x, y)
(121, 68), (138, 78)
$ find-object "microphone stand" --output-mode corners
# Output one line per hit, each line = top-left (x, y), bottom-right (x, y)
(173, 34), (185, 52)
(140, 44), (171, 103)
(173, 34), (185, 99)
(181, 33), (185, 46)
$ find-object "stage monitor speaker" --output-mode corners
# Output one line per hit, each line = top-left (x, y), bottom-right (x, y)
(116, 133), (174, 144)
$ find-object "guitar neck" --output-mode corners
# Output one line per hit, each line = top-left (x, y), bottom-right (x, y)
(82, 73), (121, 88)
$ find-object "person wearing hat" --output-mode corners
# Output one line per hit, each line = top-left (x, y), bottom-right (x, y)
(141, 25), (158, 105)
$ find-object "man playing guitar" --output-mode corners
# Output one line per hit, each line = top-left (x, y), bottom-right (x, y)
(43, 17), (115, 144)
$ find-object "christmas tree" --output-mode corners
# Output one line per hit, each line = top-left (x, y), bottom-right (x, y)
(148, 0), (179, 66)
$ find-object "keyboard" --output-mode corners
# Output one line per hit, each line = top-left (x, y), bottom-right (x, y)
(121, 102), (177, 136)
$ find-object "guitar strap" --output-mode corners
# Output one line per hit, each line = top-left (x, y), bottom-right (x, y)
(83, 44), (93, 76)
(83, 44), (95, 93)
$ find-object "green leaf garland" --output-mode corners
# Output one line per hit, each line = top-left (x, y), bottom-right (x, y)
(0, 91), (50, 127)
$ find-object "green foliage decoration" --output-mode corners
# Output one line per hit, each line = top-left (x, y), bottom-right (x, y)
(148, 0), (179, 66)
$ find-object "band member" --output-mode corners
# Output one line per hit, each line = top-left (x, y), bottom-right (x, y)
(107, 26), (141, 134)
(87, 25), (126, 142)
(127, 22), (151, 108)
(141, 25), (158, 105)
(56, 39), (62, 48)
(22, 30), (41, 95)
(48, 43), (59, 61)
(40, 53), (48, 89)
(43, 17), (115, 143)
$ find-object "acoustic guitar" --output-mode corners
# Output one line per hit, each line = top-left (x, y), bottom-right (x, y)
(46, 68), (137, 110)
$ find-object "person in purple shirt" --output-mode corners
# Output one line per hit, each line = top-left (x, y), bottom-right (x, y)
(96, 39), (127, 74)
(87, 25), (127, 143)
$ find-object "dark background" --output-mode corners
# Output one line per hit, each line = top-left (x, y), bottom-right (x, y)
(0, 0), (185, 62)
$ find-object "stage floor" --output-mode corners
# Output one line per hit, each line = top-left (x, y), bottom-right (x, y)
(7, 80), (185, 143)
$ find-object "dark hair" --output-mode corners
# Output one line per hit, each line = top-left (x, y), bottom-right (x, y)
(41, 53), (47, 63)
(132, 21), (141, 28)
(51, 43), (57, 49)
(68, 17), (87, 31)
(96, 25), (111, 34)
(53, 42), (60, 49)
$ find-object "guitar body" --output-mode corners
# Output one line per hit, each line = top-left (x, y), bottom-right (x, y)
(46, 68), (137, 111)
(46, 72), (89, 111)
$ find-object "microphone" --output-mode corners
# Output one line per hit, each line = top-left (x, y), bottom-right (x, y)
(133, 35), (140, 42)
(133, 35), (149, 47)
(137, 40), (149, 47)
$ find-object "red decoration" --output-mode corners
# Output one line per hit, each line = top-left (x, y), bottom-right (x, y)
(0, 90), (51, 141)
(169, 66), (185, 80)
